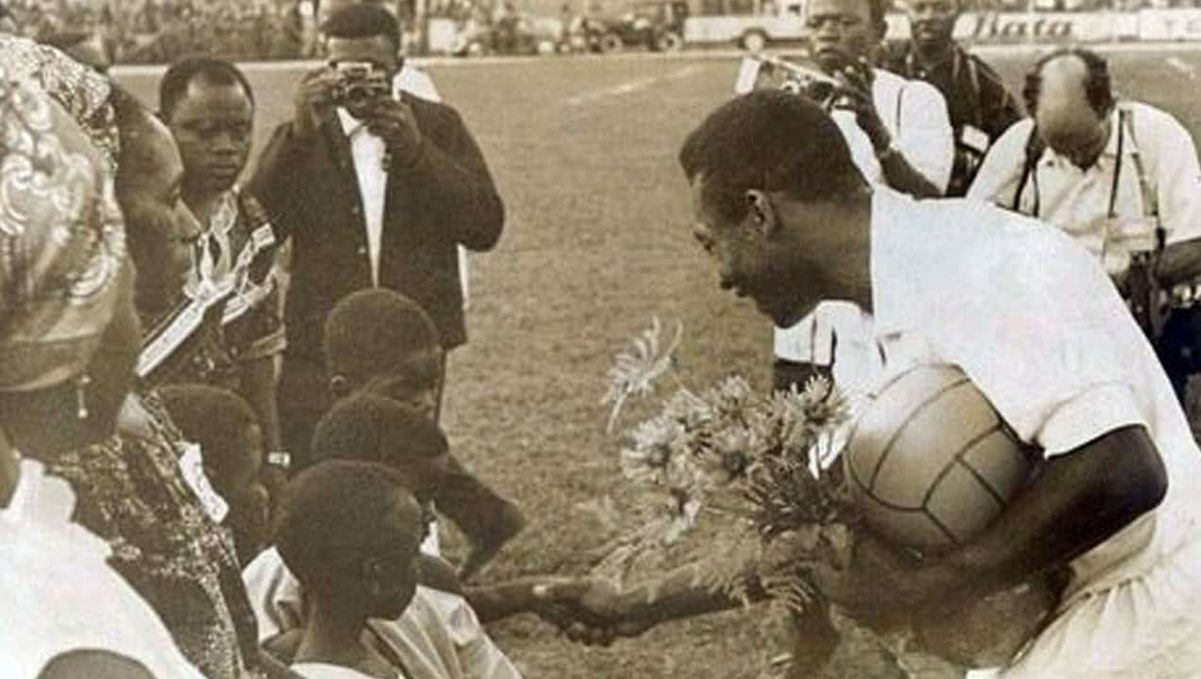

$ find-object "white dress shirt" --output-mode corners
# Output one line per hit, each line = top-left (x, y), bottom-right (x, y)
(968, 101), (1201, 277)
(336, 106), (389, 287)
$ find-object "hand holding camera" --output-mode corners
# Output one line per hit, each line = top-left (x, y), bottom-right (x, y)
(828, 56), (890, 151)
(293, 66), (342, 140)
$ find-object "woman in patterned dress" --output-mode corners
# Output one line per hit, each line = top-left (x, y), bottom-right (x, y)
(0, 36), (279, 678)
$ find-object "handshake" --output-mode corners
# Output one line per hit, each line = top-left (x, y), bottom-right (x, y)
(524, 577), (659, 645)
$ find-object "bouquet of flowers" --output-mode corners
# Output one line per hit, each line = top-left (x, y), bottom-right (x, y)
(597, 318), (855, 614)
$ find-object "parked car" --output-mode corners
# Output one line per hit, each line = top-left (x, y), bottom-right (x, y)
(587, 0), (689, 53)
(453, 14), (562, 56)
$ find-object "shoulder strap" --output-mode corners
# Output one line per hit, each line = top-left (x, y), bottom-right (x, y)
(963, 51), (984, 129)
(1120, 104), (1160, 224)
(1012, 124), (1044, 215)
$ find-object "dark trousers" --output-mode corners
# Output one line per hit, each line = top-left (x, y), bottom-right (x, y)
(277, 354), (521, 552)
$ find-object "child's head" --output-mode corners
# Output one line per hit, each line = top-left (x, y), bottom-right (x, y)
(323, 289), (443, 418)
(159, 384), (269, 559)
(275, 461), (424, 620)
(311, 393), (449, 506)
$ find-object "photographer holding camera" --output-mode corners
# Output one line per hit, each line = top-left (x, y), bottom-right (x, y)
(773, 0), (954, 393)
(250, 5), (523, 577)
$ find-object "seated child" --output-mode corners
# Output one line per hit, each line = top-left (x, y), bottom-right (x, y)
(321, 289), (525, 581)
(274, 461), (423, 679)
(160, 384), (271, 564)
(244, 395), (589, 677)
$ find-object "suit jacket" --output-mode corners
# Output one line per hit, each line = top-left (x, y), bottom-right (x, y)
(248, 93), (504, 361)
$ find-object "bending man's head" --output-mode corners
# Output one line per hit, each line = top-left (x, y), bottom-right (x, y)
(1026, 48), (1115, 168)
(679, 90), (869, 328)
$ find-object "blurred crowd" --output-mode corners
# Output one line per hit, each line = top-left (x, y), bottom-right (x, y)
(7, 0), (1201, 65)
(2, 0), (314, 63)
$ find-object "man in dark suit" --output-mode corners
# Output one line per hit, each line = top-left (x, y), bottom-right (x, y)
(250, 3), (504, 463)
(251, 4), (521, 580)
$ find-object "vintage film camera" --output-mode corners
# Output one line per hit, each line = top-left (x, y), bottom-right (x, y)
(733, 53), (853, 110)
(331, 61), (392, 107)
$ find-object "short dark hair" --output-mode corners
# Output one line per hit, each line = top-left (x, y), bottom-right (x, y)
(159, 384), (260, 495)
(159, 55), (255, 120)
(312, 394), (448, 470)
(679, 90), (863, 224)
(324, 289), (440, 382)
(323, 3), (402, 50)
(867, 0), (890, 33)
(274, 460), (417, 597)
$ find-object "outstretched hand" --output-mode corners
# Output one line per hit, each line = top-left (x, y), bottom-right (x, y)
(530, 577), (657, 645)
(808, 531), (952, 632)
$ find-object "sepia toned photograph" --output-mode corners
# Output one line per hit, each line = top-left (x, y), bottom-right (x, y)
(2, 0), (1201, 676)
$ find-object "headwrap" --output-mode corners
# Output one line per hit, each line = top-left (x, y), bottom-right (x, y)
(0, 63), (127, 392)
(0, 34), (119, 172)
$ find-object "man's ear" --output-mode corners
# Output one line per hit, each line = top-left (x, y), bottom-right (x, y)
(329, 374), (351, 400)
(744, 189), (780, 238)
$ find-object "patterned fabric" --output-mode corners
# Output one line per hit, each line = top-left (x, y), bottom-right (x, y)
(0, 63), (126, 392)
(139, 188), (285, 388)
(0, 34), (119, 171)
(41, 392), (262, 679)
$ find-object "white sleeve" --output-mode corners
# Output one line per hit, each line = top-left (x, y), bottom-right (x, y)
(896, 80), (954, 194)
(241, 547), (305, 642)
(935, 236), (1149, 456)
(1148, 111), (1201, 245)
(966, 118), (1036, 208)
(424, 590), (525, 679)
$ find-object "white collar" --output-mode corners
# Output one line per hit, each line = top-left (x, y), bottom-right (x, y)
(335, 106), (368, 137)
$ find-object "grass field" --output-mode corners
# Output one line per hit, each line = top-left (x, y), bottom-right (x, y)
(116, 47), (1201, 678)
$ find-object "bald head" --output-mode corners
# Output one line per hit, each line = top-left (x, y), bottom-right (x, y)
(1032, 50), (1113, 168)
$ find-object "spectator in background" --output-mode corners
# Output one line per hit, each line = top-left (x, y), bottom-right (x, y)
(773, 0), (953, 396)
(879, 0), (1023, 196)
(968, 48), (1201, 403)
(249, 4), (504, 465)
(154, 56), (288, 456)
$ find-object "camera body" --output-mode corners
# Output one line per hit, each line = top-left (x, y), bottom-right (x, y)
(330, 62), (391, 107)
(733, 54), (854, 110)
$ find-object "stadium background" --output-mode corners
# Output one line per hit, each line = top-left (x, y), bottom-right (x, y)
(103, 43), (1201, 678)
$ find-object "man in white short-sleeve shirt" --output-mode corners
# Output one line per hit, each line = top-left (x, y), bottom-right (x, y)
(968, 48), (1201, 282)
(678, 91), (1201, 676)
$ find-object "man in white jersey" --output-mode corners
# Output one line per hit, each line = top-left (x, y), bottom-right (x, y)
(772, 0), (953, 394)
(560, 90), (1201, 678)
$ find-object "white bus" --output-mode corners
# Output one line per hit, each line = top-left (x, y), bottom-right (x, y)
(682, 0), (806, 51)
